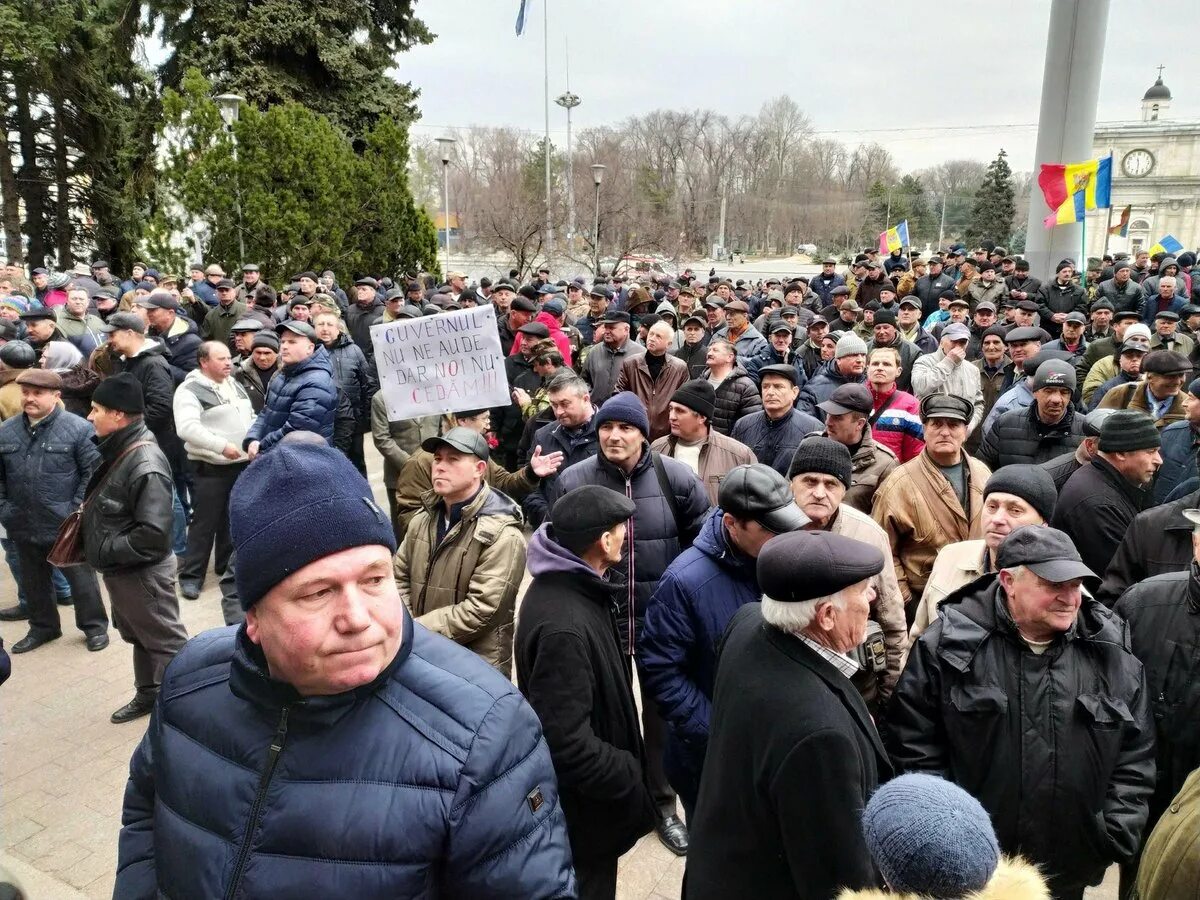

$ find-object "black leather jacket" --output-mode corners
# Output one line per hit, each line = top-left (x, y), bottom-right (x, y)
(81, 420), (174, 573)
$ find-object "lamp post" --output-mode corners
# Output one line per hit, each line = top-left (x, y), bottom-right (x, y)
(555, 91), (581, 247)
(436, 136), (456, 277)
(214, 93), (246, 263)
(591, 164), (606, 277)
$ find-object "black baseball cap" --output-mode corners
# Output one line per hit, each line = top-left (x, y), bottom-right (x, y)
(718, 464), (809, 534)
(421, 426), (489, 461)
(598, 310), (631, 325)
(996, 526), (1096, 584)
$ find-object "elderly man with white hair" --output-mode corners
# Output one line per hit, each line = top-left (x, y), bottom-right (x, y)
(685, 530), (892, 899)
(612, 319), (689, 441)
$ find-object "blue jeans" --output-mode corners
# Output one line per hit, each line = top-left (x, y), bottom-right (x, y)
(2, 537), (71, 609)
(172, 488), (188, 557)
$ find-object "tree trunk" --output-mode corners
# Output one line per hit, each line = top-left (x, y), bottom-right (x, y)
(14, 76), (47, 268)
(0, 101), (23, 265)
(52, 93), (72, 267)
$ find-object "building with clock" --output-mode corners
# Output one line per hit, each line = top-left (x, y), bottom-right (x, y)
(1087, 68), (1200, 260)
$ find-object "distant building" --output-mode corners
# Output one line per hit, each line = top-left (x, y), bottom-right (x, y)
(1088, 68), (1200, 260)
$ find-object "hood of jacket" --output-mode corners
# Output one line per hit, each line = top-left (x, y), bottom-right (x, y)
(692, 507), (758, 584)
(285, 343), (334, 378)
(835, 857), (1049, 900)
(126, 338), (169, 361)
(167, 315), (198, 339)
(419, 481), (524, 527)
(535, 310), (564, 334)
(526, 523), (601, 579)
(655, 300), (678, 321)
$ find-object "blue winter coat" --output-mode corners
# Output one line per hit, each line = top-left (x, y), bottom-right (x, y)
(523, 414), (600, 528)
(810, 273), (846, 305)
(552, 446), (710, 655)
(637, 508), (761, 805)
(731, 408), (822, 476)
(245, 346), (338, 453)
(115, 614), (576, 899)
(0, 408), (99, 544)
(1154, 420), (1199, 504)
(743, 345), (809, 391)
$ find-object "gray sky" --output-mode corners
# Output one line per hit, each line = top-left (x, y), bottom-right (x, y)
(398, 0), (1198, 173)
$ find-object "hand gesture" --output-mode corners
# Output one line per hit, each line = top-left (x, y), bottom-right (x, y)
(529, 445), (565, 478)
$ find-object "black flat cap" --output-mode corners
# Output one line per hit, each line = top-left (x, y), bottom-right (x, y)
(354, 276), (378, 288)
(920, 393), (973, 423)
(873, 309), (897, 326)
(230, 318), (264, 333)
(421, 426), (489, 461)
(598, 310), (630, 325)
(135, 290), (181, 311)
(510, 296), (537, 313)
(1142, 350), (1192, 376)
(819, 383), (873, 416)
(758, 363), (801, 385)
(719, 464), (809, 534)
(550, 485), (637, 551)
(18, 308), (55, 322)
(589, 285), (614, 300)
(996, 526), (1095, 584)
(757, 531), (885, 603)
(276, 320), (318, 341)
(1004, 326), (1047, 344)
(517, 321), (551, 338)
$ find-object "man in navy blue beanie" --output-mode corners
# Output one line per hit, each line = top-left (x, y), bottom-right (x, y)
(115, 441), (574, 898)
(553, 390), (711, 856)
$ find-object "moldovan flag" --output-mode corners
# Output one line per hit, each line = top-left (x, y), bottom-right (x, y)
(1108, 204), (1131, 237)
(1149, 235), (1184, 256)
(879, 220), (910, 255)
(1038, 154), (1112, 228)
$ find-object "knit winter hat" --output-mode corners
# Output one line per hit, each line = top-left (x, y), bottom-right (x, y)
(230, 442), (396, 610)
(984, 464), (1057, 523)
(835, 332), (868, 359)
(1098, 410), (1160, 453)
(594, 392), (650, 438)
(92, 373), (145, 414)
(864, 774), (999, 897)
(671, 379), (716, 422)
(786, 436), (853, 488)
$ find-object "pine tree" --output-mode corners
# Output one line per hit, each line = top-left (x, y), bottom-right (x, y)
(965, 150), (1016, 248)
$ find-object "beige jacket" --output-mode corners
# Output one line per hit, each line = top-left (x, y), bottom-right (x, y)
(394, 484), (527, 675)
(650, 429), (757, 505)
(844, 432), (898, 514)
(910, 538), (988, 640)
(872, 451), (989, 607)
(828, 504), (908, 701)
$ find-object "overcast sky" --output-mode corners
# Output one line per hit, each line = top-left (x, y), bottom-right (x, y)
(397, 0), (1198, 173)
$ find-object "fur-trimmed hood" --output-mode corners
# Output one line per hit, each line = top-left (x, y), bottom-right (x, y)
(836, 857), (1049, 900)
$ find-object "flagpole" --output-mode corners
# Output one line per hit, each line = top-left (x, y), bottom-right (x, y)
(1102, 202), (1114, 261)
(1080, 213), (1088, 292)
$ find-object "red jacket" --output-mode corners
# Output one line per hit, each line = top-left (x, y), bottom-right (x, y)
(869, 384), (924, 463)
(509, 311), (572, 368)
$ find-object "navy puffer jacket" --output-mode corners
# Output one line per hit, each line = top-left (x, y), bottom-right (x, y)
(115, 615), (576, 899)
(244, 345), (338, 452)
(552, 446), (710, 655)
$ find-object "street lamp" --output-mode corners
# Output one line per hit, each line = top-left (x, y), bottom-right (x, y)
(555, 91), (581, 247)
(591, 164), (606, 277)
(213, 93), (246, 262)
(436, 136), (456, 277)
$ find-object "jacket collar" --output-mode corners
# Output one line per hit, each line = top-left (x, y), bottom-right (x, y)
(597, 443), (652, 480)
(228, 607), (412, 727)
(1164, 490), (1200, 531)
(915, 450), (975, 525)
(1090, 456), (1150, 508)
(762, 622), (891, 769)
(95, 419), (151, 460)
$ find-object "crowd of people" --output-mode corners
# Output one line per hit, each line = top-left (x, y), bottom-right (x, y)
(2, 244), (1200, 898)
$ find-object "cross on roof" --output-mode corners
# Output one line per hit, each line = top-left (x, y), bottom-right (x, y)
(1156, 64), (1165, 78)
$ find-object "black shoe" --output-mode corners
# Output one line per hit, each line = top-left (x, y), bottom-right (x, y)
(56, 595), (73, 606)
(85, 632), (110, 652)
(11, 631), (62, 654)
(111, 692), (157, 724)
(180, 581), (201, 601)
(0, 605), (28, 621)
(655, 814), (688, 856)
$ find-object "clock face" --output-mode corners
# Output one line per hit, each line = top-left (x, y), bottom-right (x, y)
(1122, 149), (1154, 177)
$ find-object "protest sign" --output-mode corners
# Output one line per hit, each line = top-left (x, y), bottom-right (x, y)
(370, 305), (511, 420)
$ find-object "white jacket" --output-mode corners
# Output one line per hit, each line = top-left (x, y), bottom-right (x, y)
(172, 369), (254, 465)
(909, 349), (985, 434)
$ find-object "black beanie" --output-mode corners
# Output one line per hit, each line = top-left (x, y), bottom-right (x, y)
(1098, 410), (1160, 453)
(787, 436), (853, 488)
(671, 379), (716, 422)
(92, 372), (145, 414)
(984, 464), (1057, 523)
(551, 485), (637, 555)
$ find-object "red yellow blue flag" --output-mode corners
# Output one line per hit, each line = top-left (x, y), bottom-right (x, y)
(879, 220), (910, 255)
(1038, 154), (1113, 228)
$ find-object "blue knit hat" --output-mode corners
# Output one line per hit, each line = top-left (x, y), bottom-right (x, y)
(594, 391), (650, 438)
(230, 442), (397, 610)
(863, 773), (999, 897)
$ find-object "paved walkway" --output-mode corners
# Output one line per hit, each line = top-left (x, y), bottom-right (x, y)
(0, 443), (687, 899)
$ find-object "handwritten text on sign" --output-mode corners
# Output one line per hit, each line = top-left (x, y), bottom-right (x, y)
(369, 305), (511, 420)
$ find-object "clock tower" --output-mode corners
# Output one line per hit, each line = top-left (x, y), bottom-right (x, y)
(1087, 67), (1199, 262)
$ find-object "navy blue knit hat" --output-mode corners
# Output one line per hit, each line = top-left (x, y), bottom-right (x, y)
(594, 391), (650, 438)
(230, 442), (397, 610)
(863, 773), (999, 897)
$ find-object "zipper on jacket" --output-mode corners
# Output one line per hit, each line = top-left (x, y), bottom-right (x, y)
(624, 477), (635, 657)
(224, 706), (290, 900)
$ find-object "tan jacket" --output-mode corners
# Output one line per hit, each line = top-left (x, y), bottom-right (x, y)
(872, 451), (989, 607)
(0, 370), (22, 421)
(650, 429), (757, 505)
(612, 352), (690, 441)
(1099, 379), (1189, 429)
(828, 504), (908, 701)
(843, 432), (897, 514)
(837, 857), (1049, 900)
(369, 391), (439, 490)
(910, 538), (988, 640)
(394, 484), (527, 675)
(393, 448), (537, 538)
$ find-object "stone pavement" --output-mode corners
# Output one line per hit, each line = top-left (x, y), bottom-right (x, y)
(0, 443), (687, 899)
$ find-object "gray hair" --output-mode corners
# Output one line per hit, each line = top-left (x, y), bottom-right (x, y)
(547, 371), (589, 397)
(760, 590), (847, 635)
(1160, 275), (1176, 287)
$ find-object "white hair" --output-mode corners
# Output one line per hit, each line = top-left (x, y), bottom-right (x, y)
(1160, 275), (1176, 287)
(760, 590), (846, 635)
